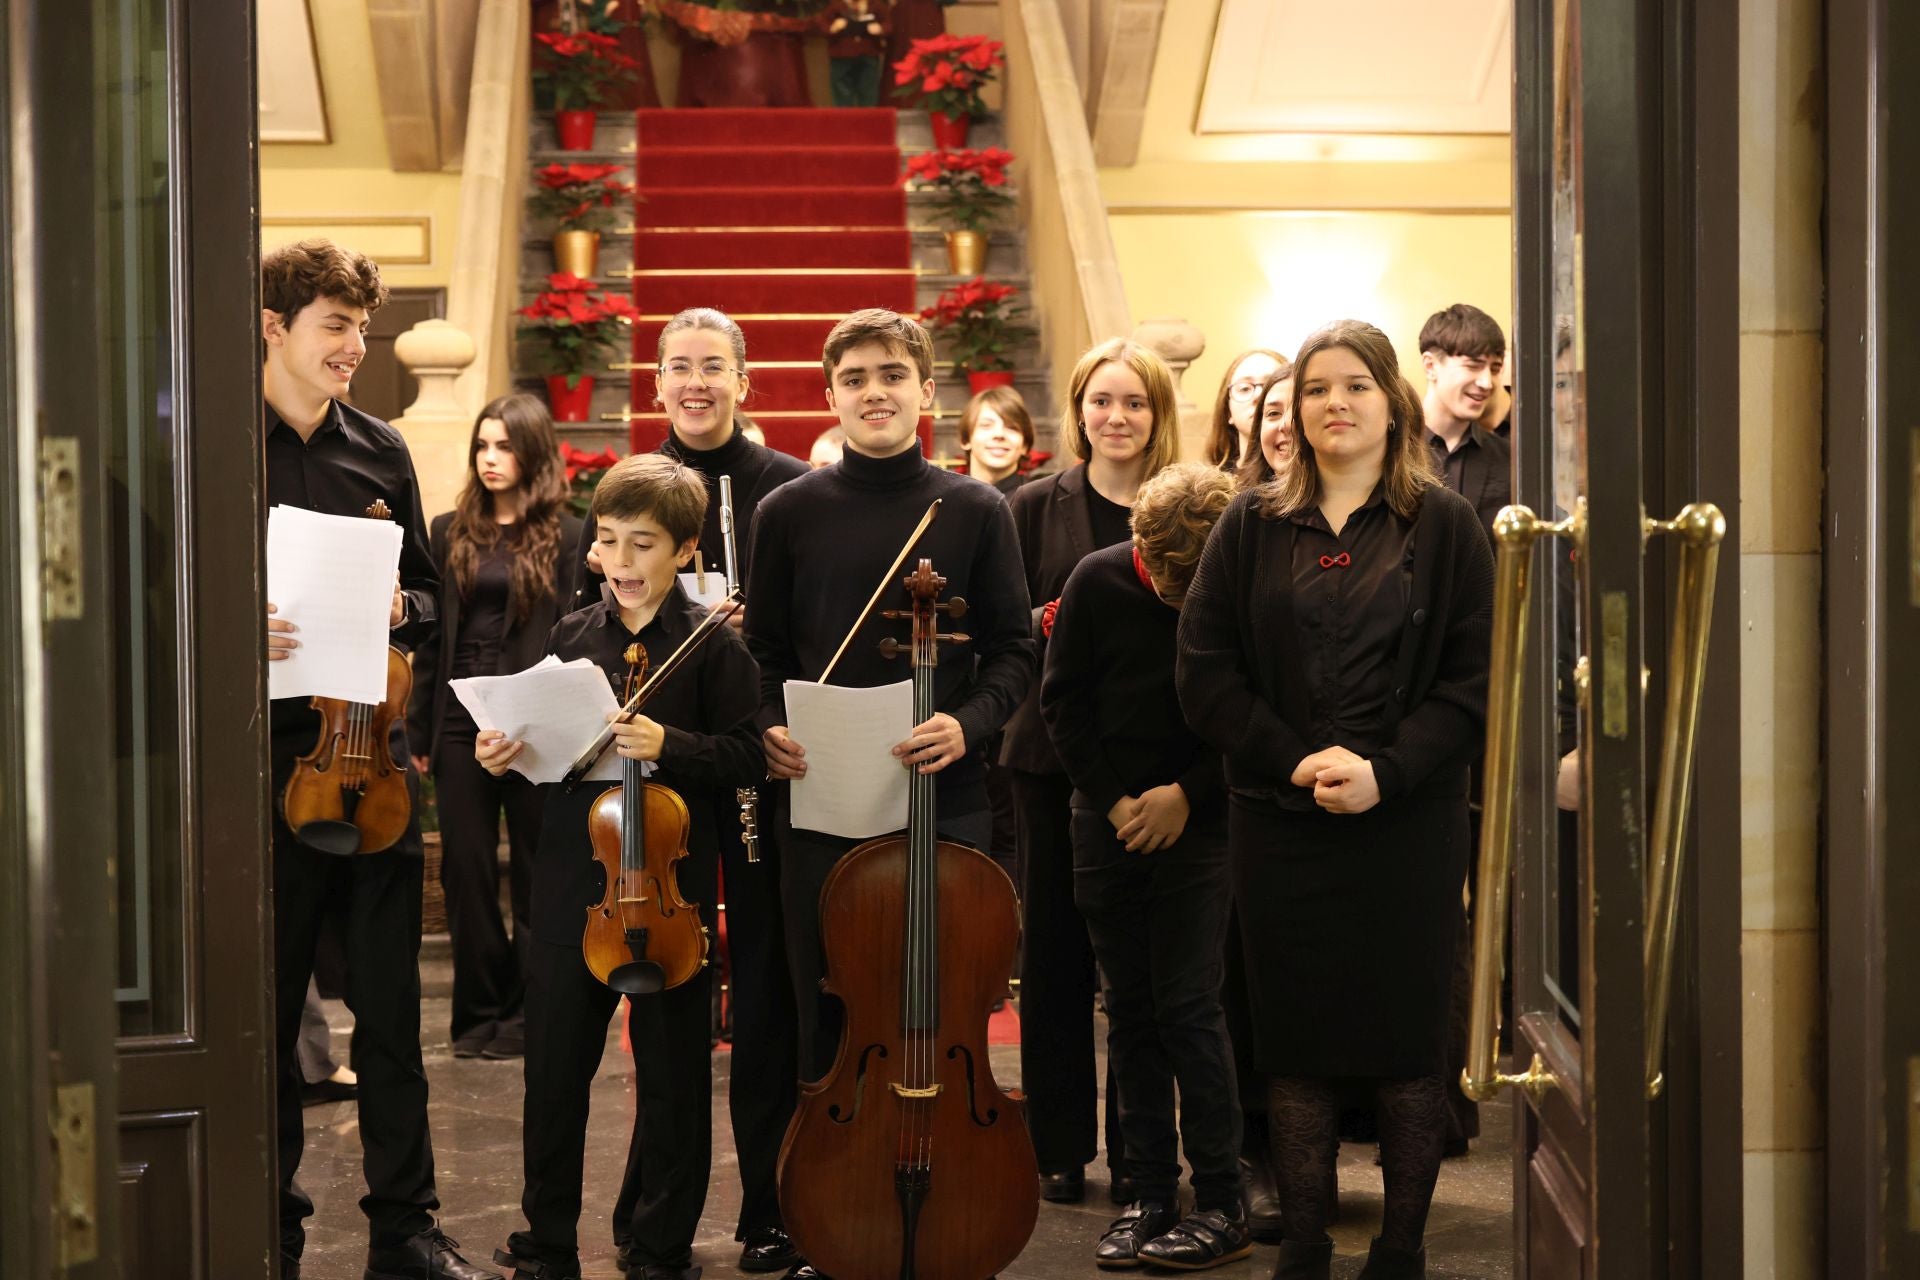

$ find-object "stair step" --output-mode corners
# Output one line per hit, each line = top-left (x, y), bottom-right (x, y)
(637, 146), (904, 190)
(630, 228), (911, 269)
(526, 228), (1026, 279)
(529, 109), (1003, 155)
(635, 185), (907, 228)
(523, 271), (1034, 312)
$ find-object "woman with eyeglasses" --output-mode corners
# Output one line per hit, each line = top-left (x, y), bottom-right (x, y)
(1234, 361), (1296, 493)
(1178, 321), (1493, 1280)
(1204, 347), (1289, 472)
(406, 393), (581, 1064)
(568, 305), (811, 1278)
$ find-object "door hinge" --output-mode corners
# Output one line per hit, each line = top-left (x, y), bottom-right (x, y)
(52, 1080), (98, 1266)
(38, 436), (82, 621)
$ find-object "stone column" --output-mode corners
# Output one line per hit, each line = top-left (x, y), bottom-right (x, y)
(391, 318), (478, 520)
(1132, 316), (1207, 462)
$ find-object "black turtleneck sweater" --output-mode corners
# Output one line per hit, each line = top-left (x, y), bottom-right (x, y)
(744, 444), (1034, 799)
(572, 427), (810, 609)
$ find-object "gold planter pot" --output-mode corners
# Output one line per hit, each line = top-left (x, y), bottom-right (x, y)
(945, 229), (987, 277)
(552, 229), (602, 278)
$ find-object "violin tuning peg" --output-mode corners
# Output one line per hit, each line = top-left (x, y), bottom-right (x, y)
(938, 632), (971, 644)
(879, 638), (905, 658)
(941, 596), (968, 618)
(880, 608), (908, 620)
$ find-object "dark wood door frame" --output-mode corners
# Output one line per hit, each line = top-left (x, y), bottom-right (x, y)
(1508, 0), (1744, 1273)
(1825, 2), (1919, 1277)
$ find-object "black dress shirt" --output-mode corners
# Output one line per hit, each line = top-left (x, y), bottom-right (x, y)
(265, 398), (437, 754)
(1425, 423), (1512, 544)
(1287, 486), (1416, 762)
(531, 583), (763, 945)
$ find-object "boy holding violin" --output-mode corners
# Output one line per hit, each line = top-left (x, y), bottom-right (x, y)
(260, 239), (499, 1280)
(477, 453), (762, 1280)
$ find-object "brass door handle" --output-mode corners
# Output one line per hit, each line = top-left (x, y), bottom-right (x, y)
(1463, 503), (1582, 1103)
(1639, 503), (1726, 1097)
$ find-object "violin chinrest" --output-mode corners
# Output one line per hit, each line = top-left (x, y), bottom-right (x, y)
(606, 961), (667, 996)
(291, 818), (362, 857)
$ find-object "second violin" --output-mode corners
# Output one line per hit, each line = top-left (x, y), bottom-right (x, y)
(583, 643), (709, 995)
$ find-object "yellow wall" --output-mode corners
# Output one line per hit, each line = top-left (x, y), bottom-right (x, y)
(260, 1), (463, 290)
(1097, 0), (1511, 406)
(1111, 210), (1511, 403)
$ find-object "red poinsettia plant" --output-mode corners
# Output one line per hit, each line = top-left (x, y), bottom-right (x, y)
(892, 34), (1005, 118)
(920, 277), (1036, 375)
(903, 147), (1014, 233)
(534, 29), (642, 111)
(529, 163), (637, 233)
(517, 272), (638, 386)
(559, 441), (622, 515)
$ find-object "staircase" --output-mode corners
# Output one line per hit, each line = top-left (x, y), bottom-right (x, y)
(520, 108), (1051, 464)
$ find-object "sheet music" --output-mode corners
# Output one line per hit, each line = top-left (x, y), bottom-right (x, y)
(449, 657), (632, 785)
(677, 571), (730, 611)
(266, 504), (405, 704)
(784, 679), (913, 839)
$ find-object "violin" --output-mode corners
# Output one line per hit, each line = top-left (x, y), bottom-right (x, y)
(582, 643), (709, 995)
(282, 499), (413, 856)
(777, 558), (1037, 1280)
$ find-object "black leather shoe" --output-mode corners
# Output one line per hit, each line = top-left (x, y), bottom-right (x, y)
(781, 1267), (831, 1280)
(490, 1248), (579, 1280)
(364, 1228), (503, 1280)
(1135, 1209), (1254, 1271)
(1353, 1237), (1426, 1279)
(1107, 1172), (1139, 1206)
(482, 1029), (525, 1060)
(738, 1227), (800, 1273)
(1242, 1154), (1284, 1242)
(452, 1024), (494, 1059)
(301, 1075), (359, 1107)
(1094, 1200), (1180, 1269)
(1040, 1167), (1086, 1203)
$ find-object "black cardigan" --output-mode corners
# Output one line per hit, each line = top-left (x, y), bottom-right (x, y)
(1175, 483), (1493, 803)
(407, 509), (585, 767)
(999, 463), (1128, 774)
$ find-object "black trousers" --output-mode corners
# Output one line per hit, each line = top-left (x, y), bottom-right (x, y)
(781, 799), (992, 1081)
(713, 786), (798, 1237)
(1221, 906), (1267, 1153)
(272, 747), (437, 1259)
(517, 937), (714, 1269)
(1072, 810), (1241, 1209)
(1014, 770), (1119, 1174)
(433, 729), (540, 1043)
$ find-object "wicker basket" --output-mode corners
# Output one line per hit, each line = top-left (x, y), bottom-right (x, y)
(421, 831), (448, 936)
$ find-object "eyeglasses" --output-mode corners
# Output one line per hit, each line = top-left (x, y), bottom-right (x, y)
(661, 359), (738, 386)
(1228, 380), (1265, 402)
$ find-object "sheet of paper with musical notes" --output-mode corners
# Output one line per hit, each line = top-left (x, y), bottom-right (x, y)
(449, 656), (632, 785)
(266, 505), (404, 704)
(784, 678), (913, 839)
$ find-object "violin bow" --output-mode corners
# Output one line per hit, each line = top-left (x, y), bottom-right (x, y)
(561, 586), (743, 790)
(816, 499), (941, 685)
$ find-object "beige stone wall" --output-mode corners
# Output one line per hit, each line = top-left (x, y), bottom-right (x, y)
(1737, 0), (1825, 1274)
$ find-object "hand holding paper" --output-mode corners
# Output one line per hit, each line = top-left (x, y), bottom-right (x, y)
(266, 505), (405, 703)
(451, 657), (633, 785)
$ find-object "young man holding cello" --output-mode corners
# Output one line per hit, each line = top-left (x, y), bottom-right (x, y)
(476, 453), (762, 1280)
(260, 239), (500, 1280)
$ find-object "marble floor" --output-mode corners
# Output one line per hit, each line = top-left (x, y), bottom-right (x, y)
(298, 958), (1514, 1280)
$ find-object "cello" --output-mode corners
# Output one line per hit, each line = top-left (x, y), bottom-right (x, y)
(282, 499), (413, 855)
(777, 559), (1038, 1280)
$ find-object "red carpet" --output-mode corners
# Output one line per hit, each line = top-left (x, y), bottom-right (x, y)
(630, 107), (931, 458)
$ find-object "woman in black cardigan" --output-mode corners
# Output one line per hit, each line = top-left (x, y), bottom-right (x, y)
(1177, 321), (1493, 1280)
(407, 393), (581, 1060)
(1005, 336), (1181, 1203)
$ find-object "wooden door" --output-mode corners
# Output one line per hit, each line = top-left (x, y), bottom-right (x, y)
(3, 0), (276, 1274)
(1468, 0), (1742, 1276)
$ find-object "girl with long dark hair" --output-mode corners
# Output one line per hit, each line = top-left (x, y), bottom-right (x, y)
(407, 392), (580, 1061)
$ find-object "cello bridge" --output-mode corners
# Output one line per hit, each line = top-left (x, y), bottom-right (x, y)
(888, 1083), (943, 1099)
